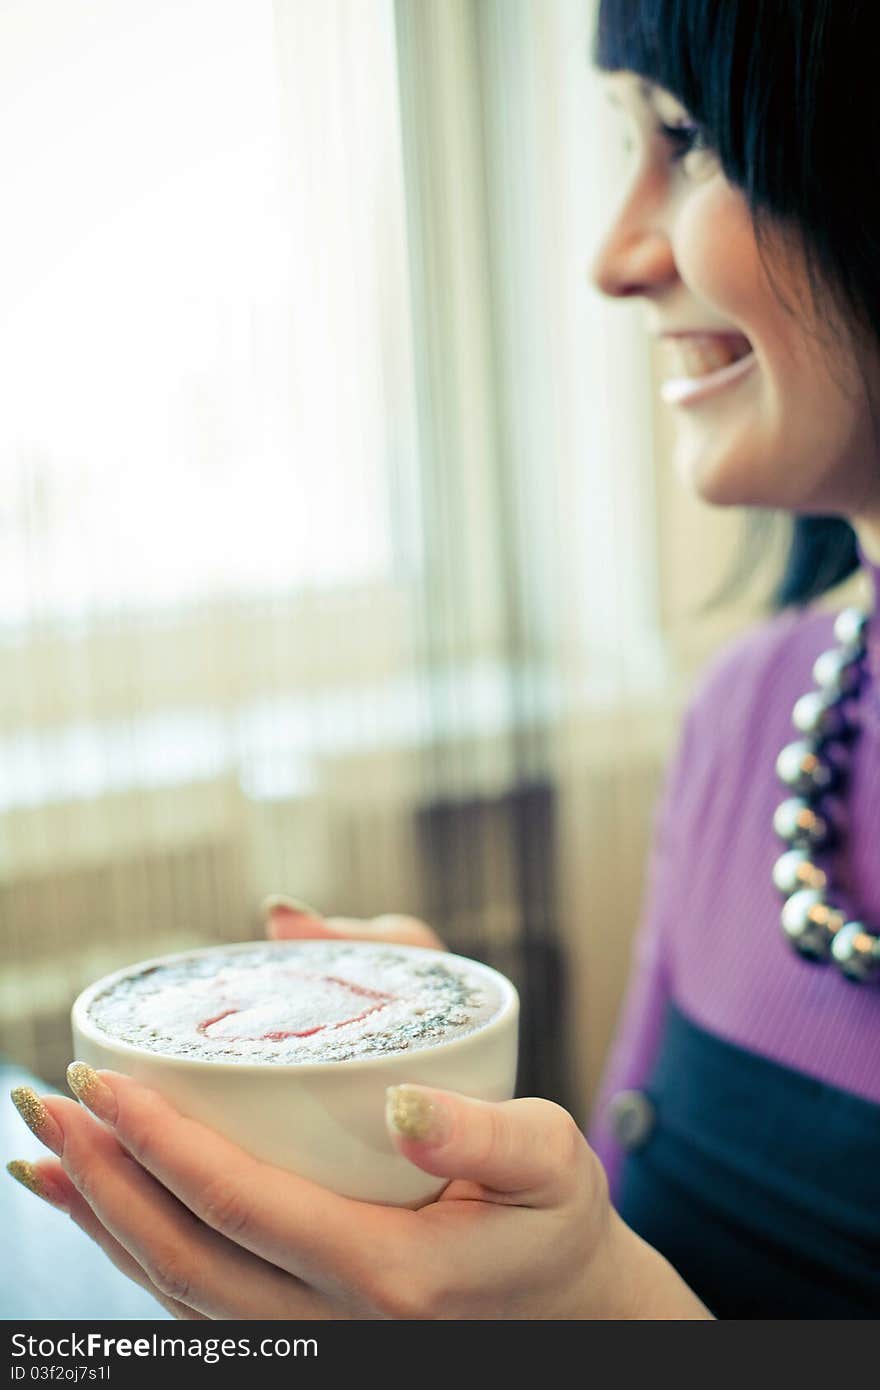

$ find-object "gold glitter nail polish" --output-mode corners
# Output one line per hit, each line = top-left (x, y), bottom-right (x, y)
(66, 1062), (117, 1124)
(386, 1086), (450, 1144)
(6, 1159), (67, 1210)
(10, 1086), (64, 1157)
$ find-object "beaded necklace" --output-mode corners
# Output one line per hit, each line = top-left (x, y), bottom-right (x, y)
(772, 605), (879, 982)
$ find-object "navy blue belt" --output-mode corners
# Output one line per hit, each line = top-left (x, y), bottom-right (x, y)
(615, 1003), (880, 1318)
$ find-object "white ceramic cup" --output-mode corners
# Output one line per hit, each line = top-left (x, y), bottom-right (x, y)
(71, 940), (519, 1207)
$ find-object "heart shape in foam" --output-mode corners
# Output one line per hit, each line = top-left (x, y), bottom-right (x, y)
(196, 969), (395, 1042)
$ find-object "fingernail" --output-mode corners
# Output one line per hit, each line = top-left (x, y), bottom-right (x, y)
(262, 894), (324, 920)
(7, 1160), (69, 1212)
(66, 1063), (117, 1124)
(385, 1085), (451, 1145)
(10, 1087), (64, 1157)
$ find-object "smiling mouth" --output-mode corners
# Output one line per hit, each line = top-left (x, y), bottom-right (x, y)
(659, 333), (756, 406)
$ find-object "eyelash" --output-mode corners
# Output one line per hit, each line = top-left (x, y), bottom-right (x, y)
(659, 122), (709, 163)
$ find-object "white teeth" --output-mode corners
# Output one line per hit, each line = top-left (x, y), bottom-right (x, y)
(660, 350), (756, 405)
(662, 338), (749, 379)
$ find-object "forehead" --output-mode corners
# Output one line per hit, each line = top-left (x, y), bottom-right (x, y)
(602, 71), (651, 102)
(602, 71), (690, 122)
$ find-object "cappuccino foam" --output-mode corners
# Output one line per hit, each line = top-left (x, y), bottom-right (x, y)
(85, 941), (503, 1063)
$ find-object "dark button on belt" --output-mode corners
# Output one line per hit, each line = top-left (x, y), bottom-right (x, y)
(607, 1089), (656, 1150)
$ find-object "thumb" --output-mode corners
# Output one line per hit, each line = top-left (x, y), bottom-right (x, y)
(330, 914), (446, 950)
(263, 896), (330, 940)
(264, 898), (444, 950)
(384, 1085), (585, 1205)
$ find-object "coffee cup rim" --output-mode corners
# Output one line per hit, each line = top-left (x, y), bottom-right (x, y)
(70, 939), (519, 1074)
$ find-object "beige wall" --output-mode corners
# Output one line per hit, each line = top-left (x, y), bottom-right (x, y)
(651, 347), (785, 666)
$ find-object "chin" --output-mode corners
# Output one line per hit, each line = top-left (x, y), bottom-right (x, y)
(672, 437), (761, 508)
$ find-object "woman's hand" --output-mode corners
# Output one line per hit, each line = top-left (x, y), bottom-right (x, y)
(262, 895), (447, 951)
(9, 1068), (710, 1320)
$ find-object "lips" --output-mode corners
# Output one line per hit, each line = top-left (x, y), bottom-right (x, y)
(659, 331), (756, 406)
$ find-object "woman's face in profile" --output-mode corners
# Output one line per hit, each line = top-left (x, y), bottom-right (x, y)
(590, 73), (880, 526)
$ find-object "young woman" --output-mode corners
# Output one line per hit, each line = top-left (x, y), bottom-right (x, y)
(8, 0), (880, 1318)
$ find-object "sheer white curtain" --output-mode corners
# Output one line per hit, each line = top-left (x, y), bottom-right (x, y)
(1, 0), (674, 1114)
(0, 0), (413, 622)
(475, 0), (663, 687)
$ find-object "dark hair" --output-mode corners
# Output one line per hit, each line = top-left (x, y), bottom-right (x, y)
(594, 0), (876, 608)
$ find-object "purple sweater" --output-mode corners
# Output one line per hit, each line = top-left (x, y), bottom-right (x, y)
(590, 555), (880, 1198)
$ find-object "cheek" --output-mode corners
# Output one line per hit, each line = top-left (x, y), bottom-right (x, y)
(673, 180), (765, 320)
(674, 180), (859, 418)
(671, 185), (880, 511)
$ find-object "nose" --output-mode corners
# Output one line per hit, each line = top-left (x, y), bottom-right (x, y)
(589, 202), (678, 300)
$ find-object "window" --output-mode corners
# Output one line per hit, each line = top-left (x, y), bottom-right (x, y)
(0, 0), (419, 631)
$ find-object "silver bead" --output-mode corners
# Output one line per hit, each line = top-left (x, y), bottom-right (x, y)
(775, 739), (838, 796)
(772, 797), (833, 851)
(791, 691), (848, 740)
(812, 647), (863, 697)
(832, 607), (869, 651)
(781, 890), (846, 960)
(830, 922), (880, 983)
(771, 849), (828, 897)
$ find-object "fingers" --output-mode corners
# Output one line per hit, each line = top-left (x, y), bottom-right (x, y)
(385, 1086), (592, 1206)
(8, 1157), (205, 1320)
(324, 915), (446, 949)
(40, 1093), (332, 1320)
(264, 895), (445, 950)
(48, 1071), (414, 1306)
(13, 1074), (596, 1324)
(263, 896), (329, 940)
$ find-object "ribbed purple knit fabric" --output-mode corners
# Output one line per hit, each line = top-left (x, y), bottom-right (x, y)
(590, 554), (880, 1199)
